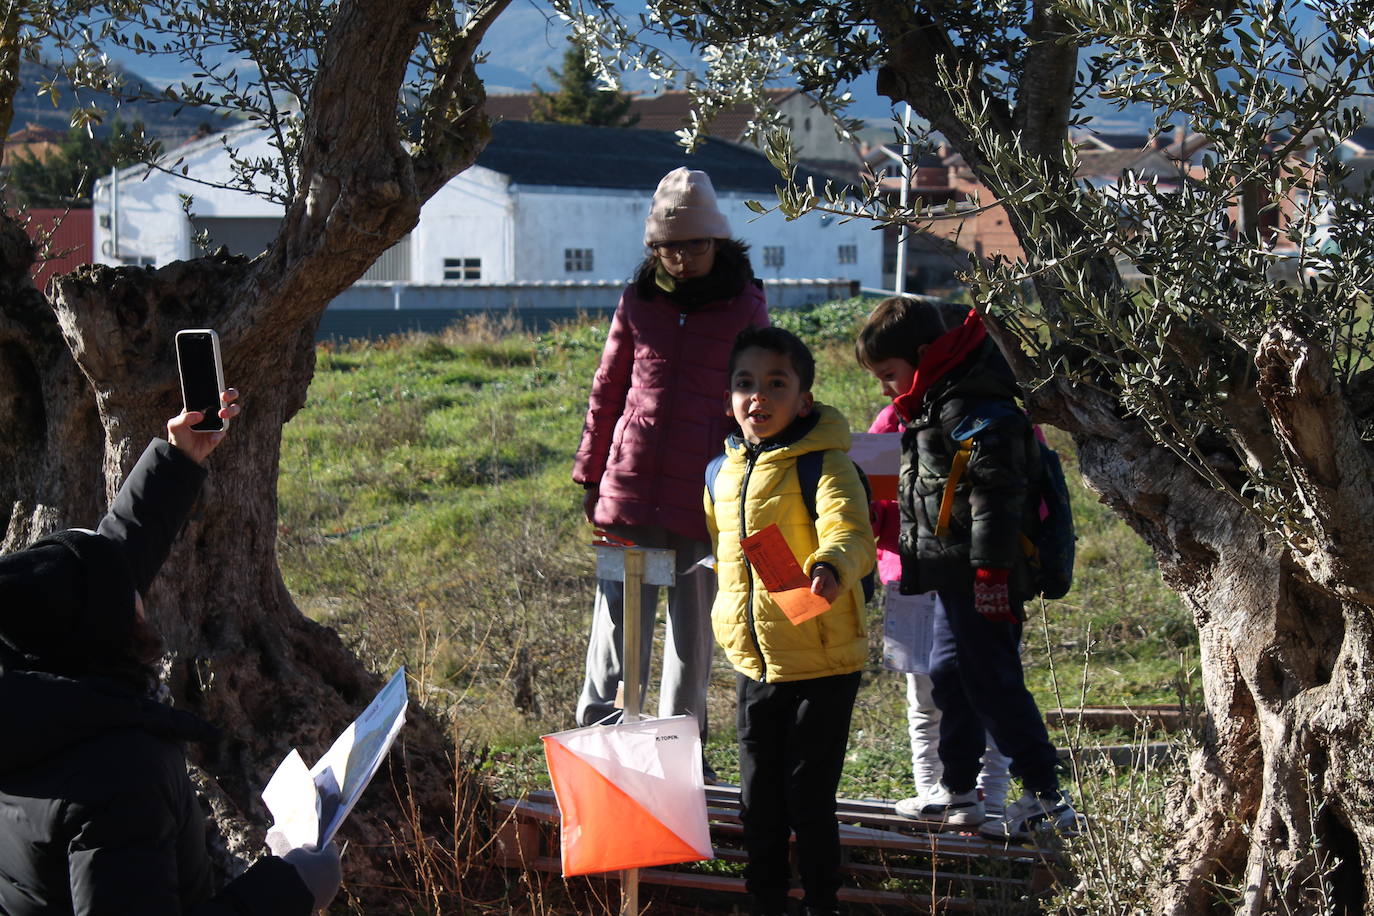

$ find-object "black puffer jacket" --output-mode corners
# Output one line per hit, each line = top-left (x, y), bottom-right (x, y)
(898, 338), (1042, 600)
(0, 440), (312, 916)
(0, 669), (309, 915)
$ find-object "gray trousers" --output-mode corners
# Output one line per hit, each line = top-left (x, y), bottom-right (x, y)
(575, 525), (716, 739)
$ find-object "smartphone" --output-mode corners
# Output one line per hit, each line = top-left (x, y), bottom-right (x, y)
(175, 329), (228, 432)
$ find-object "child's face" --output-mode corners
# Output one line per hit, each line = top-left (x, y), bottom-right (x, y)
(866, 356), (919, 401)
(727, 346), (814, 445)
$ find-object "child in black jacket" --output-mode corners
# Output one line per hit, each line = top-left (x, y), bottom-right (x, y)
(856, 298), (1081, 842)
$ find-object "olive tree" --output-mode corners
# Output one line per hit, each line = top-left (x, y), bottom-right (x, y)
(0, 0), (511, 907)
(559, 0), (1374, 910)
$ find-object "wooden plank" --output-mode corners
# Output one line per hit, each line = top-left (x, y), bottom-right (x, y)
(842, 859), (1031, 889)
(492, 818), (544, 865)
(500, 855), (981, 911)
(499, 794), (1062, 864)
(1046, 704), (1187, 732)
(492, 798), (1061, 908)
(708, 785), (1064, 860)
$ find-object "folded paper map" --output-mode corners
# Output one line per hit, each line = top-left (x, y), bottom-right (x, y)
(263, 667), (408, 849)
(740, 523), (831, 625)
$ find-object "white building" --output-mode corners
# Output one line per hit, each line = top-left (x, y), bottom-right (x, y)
(92, 120), (882, 296)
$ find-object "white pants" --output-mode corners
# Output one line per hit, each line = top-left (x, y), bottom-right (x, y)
(906, 672), (1011, 815)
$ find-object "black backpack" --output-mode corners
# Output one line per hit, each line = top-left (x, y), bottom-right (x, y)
(940, 409), (1076, 601)
(706, 449), (878, 603)
(1021, 442), (1076, 600)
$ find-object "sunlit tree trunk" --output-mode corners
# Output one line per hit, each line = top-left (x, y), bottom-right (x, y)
(870, 0), (1374, 906)
(0, 0), (508, 907)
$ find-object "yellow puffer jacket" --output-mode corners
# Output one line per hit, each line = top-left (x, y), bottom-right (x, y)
(704, 404), (875, 683)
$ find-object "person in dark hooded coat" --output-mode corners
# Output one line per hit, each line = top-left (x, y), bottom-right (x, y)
(0, 390), (341, 915)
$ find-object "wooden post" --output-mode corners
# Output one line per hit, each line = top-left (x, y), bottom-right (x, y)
(619, 546), (645, 916)
(592, 540), (675, 916)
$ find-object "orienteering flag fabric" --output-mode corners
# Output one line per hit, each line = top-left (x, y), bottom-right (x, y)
(542, 714), (712, 876)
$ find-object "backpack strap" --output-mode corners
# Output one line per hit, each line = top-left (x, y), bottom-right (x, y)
(935, 437), (975, 538)
(796, 449), (877, 601)
(796, 450), (824, 520)
(935, 403), (1021, 539)
(704, 452), (728, 504)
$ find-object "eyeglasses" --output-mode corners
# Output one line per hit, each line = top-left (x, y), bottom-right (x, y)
(650, 238), (713, 258)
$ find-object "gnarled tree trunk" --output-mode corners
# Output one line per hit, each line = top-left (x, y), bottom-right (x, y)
(870, 0), (1374, 908)
(1014, 315), (1372, 915)
(0, 0), (509, 907)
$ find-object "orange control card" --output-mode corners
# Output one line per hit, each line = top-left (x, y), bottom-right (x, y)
(739, 524), (831, 625)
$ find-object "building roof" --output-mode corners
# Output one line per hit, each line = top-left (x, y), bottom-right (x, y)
(474, 120), (800, 192)
(1347, 126), (1374, 153)
(1075, 148), (1185, 180)
(629, 89), (799, 138)
(4, 122), (65, 167)
(1075, 130), (1159, 152)
(485, 88), (800, 142)
(9, 123), (63, 144)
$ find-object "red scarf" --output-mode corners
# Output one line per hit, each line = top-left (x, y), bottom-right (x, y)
(892, 308), (987, 422)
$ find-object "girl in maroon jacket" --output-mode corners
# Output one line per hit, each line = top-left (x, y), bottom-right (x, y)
(571, 168), (769, 759)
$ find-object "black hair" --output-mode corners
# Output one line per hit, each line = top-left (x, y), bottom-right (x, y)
(729, 325), (816, 392)
(854, 296), (957, 369)
(633, 238), (754, 308)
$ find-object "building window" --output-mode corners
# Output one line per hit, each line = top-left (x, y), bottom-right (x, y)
(763, 246), (785, 268)
(565, 248), (594, 272)
(443, 257), (481, 281)
(837, 244), (857, 265)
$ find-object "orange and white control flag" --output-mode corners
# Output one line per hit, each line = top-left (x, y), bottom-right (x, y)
(542, 715), (712, 876)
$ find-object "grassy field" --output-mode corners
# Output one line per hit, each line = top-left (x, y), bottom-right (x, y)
(277, 300), (1198, 910)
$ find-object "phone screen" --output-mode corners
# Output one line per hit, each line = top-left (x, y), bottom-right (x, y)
(177, 332), (224, 432)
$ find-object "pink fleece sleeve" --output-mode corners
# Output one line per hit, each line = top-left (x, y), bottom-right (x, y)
(867, 403), (904, 583)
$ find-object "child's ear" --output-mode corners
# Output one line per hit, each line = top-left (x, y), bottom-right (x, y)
(724, 391), (733, 416)
(915, 344), (930, 361)
(798, 391), (815, 416)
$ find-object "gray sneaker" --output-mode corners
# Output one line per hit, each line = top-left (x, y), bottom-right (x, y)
(895, 783), (986, 826)
(979, 790), (1082, 841)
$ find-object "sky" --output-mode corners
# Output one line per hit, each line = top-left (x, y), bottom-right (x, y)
(96, 0), (1334, 133)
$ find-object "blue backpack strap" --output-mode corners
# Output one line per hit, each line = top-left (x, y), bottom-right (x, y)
(704, 452), (728, 503)
(797, 450), (876, 602)
(796, 450), (823, 519)
(949, 401), (1022, 441)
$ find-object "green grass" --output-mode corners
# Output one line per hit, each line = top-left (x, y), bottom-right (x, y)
(278, 304), (1196, 910)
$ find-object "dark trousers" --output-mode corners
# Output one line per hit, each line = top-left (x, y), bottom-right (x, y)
(736, 670), (862, 910)
(928, 589), (1060, 794)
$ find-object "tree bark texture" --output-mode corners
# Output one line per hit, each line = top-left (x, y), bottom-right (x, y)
(872, 5), (1374, 910)
(0, 0), (508, 907)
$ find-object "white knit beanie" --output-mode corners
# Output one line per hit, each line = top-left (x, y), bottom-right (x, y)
(643, 167), (731, 244)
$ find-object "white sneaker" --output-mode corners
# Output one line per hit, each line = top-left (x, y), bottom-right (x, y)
(979, 790), (1082, 841)
(895, 783), (985, 826)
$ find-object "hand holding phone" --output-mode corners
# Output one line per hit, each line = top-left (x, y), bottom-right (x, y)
(167, 387), (239, 464)
(176, 329), (228, 433)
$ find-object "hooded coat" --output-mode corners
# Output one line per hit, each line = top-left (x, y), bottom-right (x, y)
(896, 337), (1042, 600)
(572, 242), (769, 543)
(0, 440), (311, 916)
(704, 404), (875, 683)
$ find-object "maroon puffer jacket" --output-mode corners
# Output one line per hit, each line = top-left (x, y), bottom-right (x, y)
(573, 281), (769, 543)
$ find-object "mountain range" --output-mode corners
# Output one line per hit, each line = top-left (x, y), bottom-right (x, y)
(8, 57), (239, 141)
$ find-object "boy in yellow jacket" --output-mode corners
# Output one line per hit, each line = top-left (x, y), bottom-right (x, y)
(705, 326), (875, 916)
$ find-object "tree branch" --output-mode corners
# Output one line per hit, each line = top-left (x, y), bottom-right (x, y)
(1256, 326), (1374, 606)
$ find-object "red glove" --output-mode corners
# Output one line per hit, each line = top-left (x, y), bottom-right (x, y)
(973, 568), (1016, 622)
